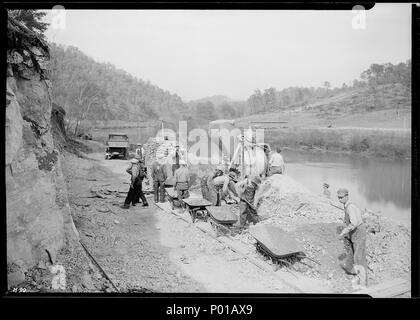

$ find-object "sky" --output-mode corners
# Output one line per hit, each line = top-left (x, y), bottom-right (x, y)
(44, 4), (412, 101)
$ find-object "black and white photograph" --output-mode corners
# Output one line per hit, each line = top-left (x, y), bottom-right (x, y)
(4, 3), (414, 299)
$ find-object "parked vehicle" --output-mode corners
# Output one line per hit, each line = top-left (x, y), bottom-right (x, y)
(105, 133), (129, 159)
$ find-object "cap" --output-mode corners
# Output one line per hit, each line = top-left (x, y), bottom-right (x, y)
(251, 176), (262, 185)
(216, 165), (224, 172)
(228, 171), (237, 180)
(137, 143), (142, 145)
(323, 183), (330, 188)
(130, 158), (139, 164)
(337, 188), (349, 196)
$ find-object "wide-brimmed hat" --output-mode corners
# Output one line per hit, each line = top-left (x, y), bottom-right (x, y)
(216, 165), (224, 172)
(130, 158), (139, 164)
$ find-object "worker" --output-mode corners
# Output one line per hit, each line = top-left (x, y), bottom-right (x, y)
(121, 158), (148, 208)
(172, 144), (180, 175)
(203, 165), (225, 205)
(134, 158), (148, 206)
(152, 159), (167, 203)
(212, 171), (240, 205)
(229, 166), (241, 178)
(135, 143), (145, 163)
(126, 156), (147, 204)
(337, 188), (367, 288)
(126, 158), (140, 204)
(323, 183), (331, 199)
(235, 176), (262, 227)
(174, 160), (190, 209)
(201, 165), (224, 203)
(268, 147), (285, 176)
(262, 144), (271, 177)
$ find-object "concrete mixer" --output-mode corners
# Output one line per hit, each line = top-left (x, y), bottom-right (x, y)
(229, 128), (271, 178)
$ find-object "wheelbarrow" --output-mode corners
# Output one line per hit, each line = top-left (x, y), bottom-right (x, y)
(183, 198), (212, 223)
(206, 205), (243, 237)
(249, 224), (319, 272)
(165, 187), (180, 210)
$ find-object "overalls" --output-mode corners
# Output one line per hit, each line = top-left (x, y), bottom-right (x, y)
(342, 202), (368, 285)
(239, 183), (259, 226)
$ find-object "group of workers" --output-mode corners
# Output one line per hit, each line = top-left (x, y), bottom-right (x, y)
(199, 165), (264, 228)
(121, 142), (367, 289)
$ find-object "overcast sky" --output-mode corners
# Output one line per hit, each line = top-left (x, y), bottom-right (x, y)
(44, 4), (411, 101)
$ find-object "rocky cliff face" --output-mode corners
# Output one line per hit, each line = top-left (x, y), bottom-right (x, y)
(6, 17), (77, 279)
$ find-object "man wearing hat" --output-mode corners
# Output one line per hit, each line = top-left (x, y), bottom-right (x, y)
(134, 158), (148, 206)
(122, 158), (148, 208)
(337, 188), (367, 288)
(212, 171), (240, 205)
(174, 159), (190, 209)
(201, 165), (225, 204)
(172, 144), (181, 175)
(135, 143), (145, 163)
(235, 175), (262, 227)
(152, 159), (167, 203)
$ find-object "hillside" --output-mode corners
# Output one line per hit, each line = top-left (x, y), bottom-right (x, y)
(235, 83), (411, 130)
(190, 95), (242, 106)
(50, 43), (188, 128)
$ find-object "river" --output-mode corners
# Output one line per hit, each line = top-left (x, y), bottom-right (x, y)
(282, 149), (411, 226)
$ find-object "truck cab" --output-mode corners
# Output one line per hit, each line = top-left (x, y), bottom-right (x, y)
(105, 133), (129, 160)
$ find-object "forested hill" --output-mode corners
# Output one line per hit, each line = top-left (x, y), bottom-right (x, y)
(50, 43), (187, 125)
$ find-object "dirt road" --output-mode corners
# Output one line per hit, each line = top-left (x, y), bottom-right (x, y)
(63, 147), (297, 293)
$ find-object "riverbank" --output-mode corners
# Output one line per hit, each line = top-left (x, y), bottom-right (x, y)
(265, 127), (411, 159)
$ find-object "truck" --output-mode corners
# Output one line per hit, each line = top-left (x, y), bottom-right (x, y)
(105, 133), (129, 160)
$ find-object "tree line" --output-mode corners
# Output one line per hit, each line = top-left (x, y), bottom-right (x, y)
(244, 61), (411, 115)
(9, 10), (412, 133)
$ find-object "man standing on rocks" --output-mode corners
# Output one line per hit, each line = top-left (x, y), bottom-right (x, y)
(174, 160), (190, 209)
(337, 188), (367, 288)
(152, 159), (167, 203)
(235, 176), (262, 227)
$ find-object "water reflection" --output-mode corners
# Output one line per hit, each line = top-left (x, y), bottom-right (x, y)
(283, 150), (411, 225)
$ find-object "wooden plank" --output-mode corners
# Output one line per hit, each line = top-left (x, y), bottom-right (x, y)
(355, 278), (410, 297)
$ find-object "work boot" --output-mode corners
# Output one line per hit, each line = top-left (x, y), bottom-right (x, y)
(131, 203), (136, 206)
(120, 204), (130, 209)
(142, 203), (149, 207)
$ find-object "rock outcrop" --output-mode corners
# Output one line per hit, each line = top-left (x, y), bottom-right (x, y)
(6, 16), (77, 282)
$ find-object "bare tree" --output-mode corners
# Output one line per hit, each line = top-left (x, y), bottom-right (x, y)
(73, 80), (104, 135)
